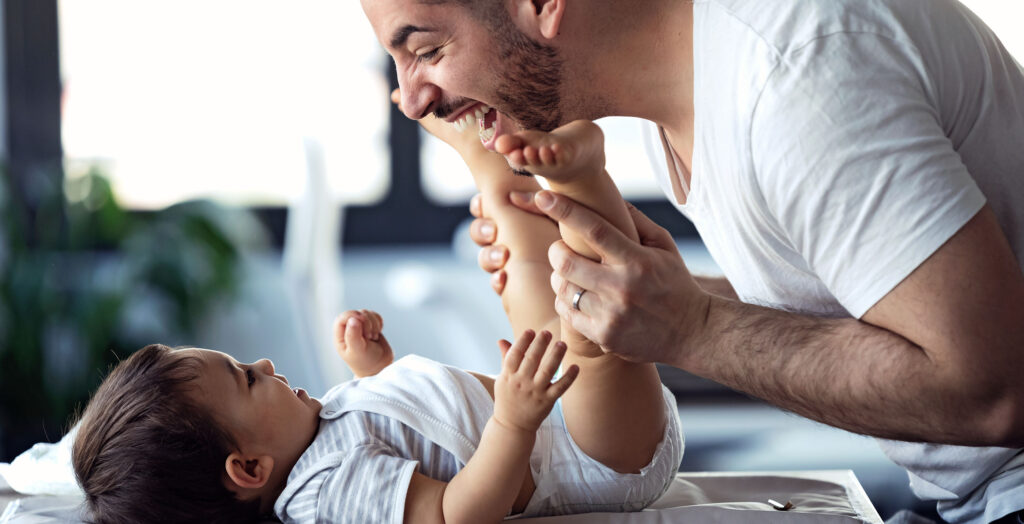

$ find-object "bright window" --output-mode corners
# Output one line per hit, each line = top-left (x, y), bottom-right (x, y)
(59, 1), (390, 209)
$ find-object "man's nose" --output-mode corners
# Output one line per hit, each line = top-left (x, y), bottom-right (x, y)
(398, 73), (442, 120)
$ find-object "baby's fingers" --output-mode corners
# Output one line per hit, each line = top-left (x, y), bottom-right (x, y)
(502, 330), (535, 374)
(359, 309), (382, 341)
(344, 316), (367, 353)
(333, 313), (353, 348)
(497, 339), (512, 360)
(547, 364), (579, 400)
(519, 330), (553, 377)
(535, 340), (567, 385)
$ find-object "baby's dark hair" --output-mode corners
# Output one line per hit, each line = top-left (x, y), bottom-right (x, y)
(72, 344), (263, 523)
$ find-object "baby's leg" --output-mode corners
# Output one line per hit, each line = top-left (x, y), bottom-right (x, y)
(498, 121), (638, 359)
(497, 121), (668, 474)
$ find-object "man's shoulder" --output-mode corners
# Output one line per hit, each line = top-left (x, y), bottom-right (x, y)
(701, 0), (950, 58)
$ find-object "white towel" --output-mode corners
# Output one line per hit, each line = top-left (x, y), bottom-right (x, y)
(0, 424), (82, 497)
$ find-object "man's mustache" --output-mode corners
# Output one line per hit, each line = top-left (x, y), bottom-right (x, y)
(433, 97), (474, 120)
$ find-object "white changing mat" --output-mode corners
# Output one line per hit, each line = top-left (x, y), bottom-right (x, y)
(0, 429), (880, 522)
(522, 470), (881, 523)
(2, 469), (881, 523)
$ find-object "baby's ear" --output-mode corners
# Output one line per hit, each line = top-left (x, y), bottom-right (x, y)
(224, 452), (274, 490)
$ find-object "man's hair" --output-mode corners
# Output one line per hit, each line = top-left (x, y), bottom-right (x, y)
(72, 344), (263, 524)
(420, 0), (507, 29)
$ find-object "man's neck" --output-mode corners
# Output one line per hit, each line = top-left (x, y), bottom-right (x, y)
(568, 0), (694, 140)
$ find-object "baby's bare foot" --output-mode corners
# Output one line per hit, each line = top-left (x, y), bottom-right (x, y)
(495, 120), (605, 183)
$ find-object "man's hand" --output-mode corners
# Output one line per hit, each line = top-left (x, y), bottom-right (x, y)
(469, 191), (548, 295)
(493, 330), (579, 433)
(334, 309), (394, 378)
(531, 190), (711, 366)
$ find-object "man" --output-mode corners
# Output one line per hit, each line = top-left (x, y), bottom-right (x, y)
(361, 0), (1024, 521)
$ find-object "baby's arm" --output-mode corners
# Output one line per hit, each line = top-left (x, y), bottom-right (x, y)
(403, 330), (578, 523)
(334, 310), (394, 378)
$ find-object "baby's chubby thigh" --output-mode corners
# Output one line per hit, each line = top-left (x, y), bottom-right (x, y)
(521, 387), (684, 517)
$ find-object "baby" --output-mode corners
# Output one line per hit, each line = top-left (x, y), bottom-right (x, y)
(71, 115), (682, 523)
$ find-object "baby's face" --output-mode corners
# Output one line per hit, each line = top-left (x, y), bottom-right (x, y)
(182, 348), (322, 467)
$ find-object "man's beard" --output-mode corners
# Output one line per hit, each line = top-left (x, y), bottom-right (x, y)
(493, 25), (564, 132)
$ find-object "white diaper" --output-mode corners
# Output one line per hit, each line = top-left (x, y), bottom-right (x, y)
(520, 384), (684, 517)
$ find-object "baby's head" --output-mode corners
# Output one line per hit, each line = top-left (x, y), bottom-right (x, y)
(72, 344), (322, 523)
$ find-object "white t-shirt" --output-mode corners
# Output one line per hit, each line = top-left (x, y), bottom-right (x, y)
(647, 0), (1024, 521)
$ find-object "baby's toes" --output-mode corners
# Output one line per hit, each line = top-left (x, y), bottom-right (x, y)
(524, 145), (541, 165)
(539, 145), (556, 166)
(507, 149), (527, 167)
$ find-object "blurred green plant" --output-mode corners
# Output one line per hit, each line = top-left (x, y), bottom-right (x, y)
(0, 166), (265, 458)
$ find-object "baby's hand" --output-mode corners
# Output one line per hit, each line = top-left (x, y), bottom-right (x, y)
(493, 330), (579, 433)
(334, 310), (394, 378)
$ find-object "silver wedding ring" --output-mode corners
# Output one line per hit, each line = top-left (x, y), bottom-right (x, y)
(572, 289), (586, 311)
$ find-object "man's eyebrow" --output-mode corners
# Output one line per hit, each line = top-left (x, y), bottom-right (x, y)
(390, 24), (434, 49)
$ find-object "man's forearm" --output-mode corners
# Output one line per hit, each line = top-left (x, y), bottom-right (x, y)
(684, 297), (1011, 445)
(694, 275), (737, 300)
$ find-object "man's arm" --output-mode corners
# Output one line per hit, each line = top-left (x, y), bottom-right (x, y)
(694, 275), (737, 300)
(536, 191), (1024, 447)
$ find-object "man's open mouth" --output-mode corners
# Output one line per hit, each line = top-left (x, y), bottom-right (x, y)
(450, 103), (502, 149)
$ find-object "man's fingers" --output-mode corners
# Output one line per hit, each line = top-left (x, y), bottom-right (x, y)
(478, 245), (509, 272)
(470, 217), (497, 246)
(470, 194), (484, 219)
(534, 191), (634, 263)
(626, 201), (676, 250)
(490, 270), (507, 295)
(508, 191), (546, 216)
(551, 274), (598, 317)
(553, 296), (604, 347)
(548, 240), (608, 293)
(548, 364), (579, 399)
(390, 87), (402, 106)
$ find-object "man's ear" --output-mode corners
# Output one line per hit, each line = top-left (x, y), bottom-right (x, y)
(509, 0), (565, 41)
(224, 452), (274, 490)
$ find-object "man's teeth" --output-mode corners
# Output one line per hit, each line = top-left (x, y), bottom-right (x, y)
(453, 105), (493, 133)
(479, 125), (495, 142)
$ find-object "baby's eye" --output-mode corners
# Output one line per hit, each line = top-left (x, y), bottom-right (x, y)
(246, 369), (255, 387)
